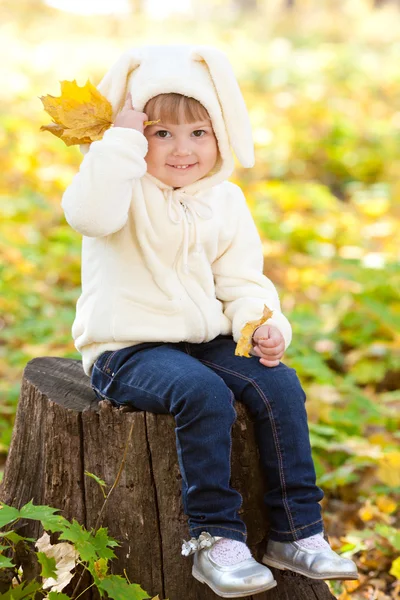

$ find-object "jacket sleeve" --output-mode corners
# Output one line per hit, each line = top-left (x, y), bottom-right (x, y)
(61, 127), (148, 237)
(212, 183), (292, 350)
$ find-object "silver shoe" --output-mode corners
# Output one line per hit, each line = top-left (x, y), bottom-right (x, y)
(193, 547), (277, 598)
(262, 538), (359, 580)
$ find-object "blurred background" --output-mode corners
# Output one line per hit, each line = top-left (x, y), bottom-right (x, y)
(1, 0), (399, 597)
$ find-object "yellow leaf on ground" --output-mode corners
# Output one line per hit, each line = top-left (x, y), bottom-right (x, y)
(376, 496), (397, 515)
(343, 579), (360, 593)
(376, 452), (400, 487)
(358, 500), (376, 522)
(390, 557), (400, 580)
(235, 305), (273, 357)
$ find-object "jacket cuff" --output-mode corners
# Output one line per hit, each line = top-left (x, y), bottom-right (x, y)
(100, 126), (148, 154)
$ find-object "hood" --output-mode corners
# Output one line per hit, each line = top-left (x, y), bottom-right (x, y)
(80, 44), (254, 194)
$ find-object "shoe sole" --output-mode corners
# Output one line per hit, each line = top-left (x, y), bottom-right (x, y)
(192, 566), (277, 598)
(261, 555), (359, 581)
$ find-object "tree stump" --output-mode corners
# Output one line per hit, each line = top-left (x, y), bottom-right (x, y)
(0, 357), (336, 600)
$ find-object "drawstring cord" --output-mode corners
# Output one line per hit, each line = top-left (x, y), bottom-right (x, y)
(166, 189), (213, 273)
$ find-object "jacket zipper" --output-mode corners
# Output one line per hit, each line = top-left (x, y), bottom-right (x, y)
(177, 200), (208, 338)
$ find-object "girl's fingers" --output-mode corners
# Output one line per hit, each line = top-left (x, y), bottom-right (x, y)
(260, 358), (280, 367)
(124, 93), (133, 109)
(258, 338), (282, 348)
(258, 345), (284, 358)
(250, 345), (262, 358)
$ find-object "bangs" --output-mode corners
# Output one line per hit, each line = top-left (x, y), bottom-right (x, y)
(144, 93), (210, 124)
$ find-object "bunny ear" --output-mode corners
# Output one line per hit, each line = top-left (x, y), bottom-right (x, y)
(80, 49), (142, 155)
(96, 49), (143, 119)
(191, 46), (254, 168)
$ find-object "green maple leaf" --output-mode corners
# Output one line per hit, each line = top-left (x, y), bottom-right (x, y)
(98, 574), (150, 600)
(0, 504), (19, 528)
(58, 520), (97, 562)
(0, 580), (42, 600)
(19, 500), (60, 520)
(0, 555), (14, 568)
(91, 527), (119, 560)
(37, 551), (58, 579)
(0, 531), (35, 544)
(0, 501), (67, 534)
(84, 471), (107, 489)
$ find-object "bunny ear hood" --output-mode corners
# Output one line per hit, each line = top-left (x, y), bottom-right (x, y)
(82, 45), (254, 187)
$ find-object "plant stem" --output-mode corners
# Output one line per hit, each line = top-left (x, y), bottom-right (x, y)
(75, 581), (95, 599)
(93, 420), (135, 533)
(70, 419), (135, 599)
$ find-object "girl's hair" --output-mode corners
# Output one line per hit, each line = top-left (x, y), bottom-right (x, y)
(144, 93), (210, 124)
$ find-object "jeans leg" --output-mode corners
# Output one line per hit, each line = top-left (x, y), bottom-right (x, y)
(91, 343), (247, 542)
(190, 336), (324, 542)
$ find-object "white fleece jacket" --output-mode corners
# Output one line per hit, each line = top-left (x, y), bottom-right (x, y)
(61, 45), (292, 376)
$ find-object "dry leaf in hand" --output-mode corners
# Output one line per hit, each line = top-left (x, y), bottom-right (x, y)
(40, 79), (114, 146)
(40, 79), (161, 147)
(235, 305), (274, 358)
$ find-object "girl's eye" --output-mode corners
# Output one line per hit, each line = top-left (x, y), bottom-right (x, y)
(193, 130), (206, 137)
(155, 130), (171, 138)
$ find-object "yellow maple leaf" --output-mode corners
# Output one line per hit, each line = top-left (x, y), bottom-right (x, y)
(40, 79), (160, 146)
(40, 80), (113, 146)
(390, 556), (400, 580)
(376, 496), (397, 515)
(235, 305), (274, 358)
(94, 558), (108, 580)
(376, 451), (400, 487)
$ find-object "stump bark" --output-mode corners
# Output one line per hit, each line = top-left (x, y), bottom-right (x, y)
(0, 357), (336, 600)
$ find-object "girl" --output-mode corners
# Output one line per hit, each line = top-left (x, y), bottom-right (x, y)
(62, 44), (358, 598)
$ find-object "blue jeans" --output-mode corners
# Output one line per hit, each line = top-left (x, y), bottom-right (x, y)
(91, 335), (324, 543)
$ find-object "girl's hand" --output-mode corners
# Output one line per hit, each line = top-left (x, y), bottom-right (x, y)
(114, 92), (148, 133)
(250, 325), (285, 367)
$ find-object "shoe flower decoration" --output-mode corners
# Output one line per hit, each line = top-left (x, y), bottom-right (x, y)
(40, 79), (159, 146)
(182, 531), (216, 557)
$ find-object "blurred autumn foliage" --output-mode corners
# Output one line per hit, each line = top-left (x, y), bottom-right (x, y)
(0, 1), (399, 598)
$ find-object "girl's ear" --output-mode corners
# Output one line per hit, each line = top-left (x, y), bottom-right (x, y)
(191, 46), (254, 168)
(96, 49), (143, 119)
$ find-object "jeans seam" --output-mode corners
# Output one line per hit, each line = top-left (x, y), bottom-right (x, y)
(228, 389), (242, 518)
(91, 384), (119, 405)
(199, 358), (298, 539)
(102, 350), (118, 373)
(269, 517), (323, 534)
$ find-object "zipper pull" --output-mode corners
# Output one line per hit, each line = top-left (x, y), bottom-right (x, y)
(180, 201), (192, 223)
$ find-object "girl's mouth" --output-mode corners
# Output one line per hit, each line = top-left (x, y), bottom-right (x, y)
(168, 163), (197, 170)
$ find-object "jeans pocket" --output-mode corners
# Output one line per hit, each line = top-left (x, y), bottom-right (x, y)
(91, 352), (119, 405)
(100, 350), (119, 375)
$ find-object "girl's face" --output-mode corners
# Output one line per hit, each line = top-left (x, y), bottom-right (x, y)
(143, 116), (219, 188)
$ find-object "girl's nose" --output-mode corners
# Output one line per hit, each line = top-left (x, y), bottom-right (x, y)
(173, 147), (192, 156)
(172, 139), (193, 156)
